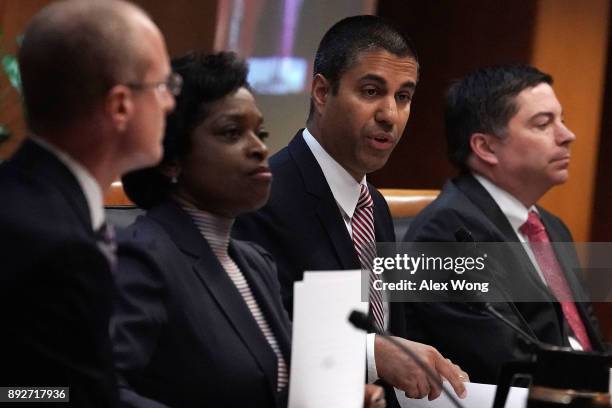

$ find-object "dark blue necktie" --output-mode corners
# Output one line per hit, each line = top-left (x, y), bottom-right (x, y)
(95, 222), (117, 269)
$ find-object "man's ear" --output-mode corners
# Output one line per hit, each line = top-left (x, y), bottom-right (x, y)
(470, 132), (499, 165)
(311, 74), (331, 115)
(105, 85), (134, 132)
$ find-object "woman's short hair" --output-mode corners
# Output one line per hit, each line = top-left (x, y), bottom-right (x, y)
(122, 51), (249, 209)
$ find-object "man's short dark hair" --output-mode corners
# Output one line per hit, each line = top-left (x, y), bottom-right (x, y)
(123, 51), (249, 209)
(445, 64), (553, 172)
(308, 15), (418, 120)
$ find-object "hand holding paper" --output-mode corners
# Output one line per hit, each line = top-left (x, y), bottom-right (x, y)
(375, 335), (469, 400)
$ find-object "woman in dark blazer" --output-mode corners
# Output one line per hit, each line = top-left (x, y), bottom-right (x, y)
(111, 52), (291, 408)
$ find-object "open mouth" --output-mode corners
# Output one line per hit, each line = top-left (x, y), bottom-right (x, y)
(367, 133), (394, 150)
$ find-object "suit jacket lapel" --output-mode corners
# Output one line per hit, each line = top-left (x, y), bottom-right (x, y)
(192, 247), (279, 395)
(455, 174), (553, 294)
(455, 174), (518, 242)
(149, 202), (280, 394)
(288, 131), (359, 270)
(230, 242), (292, 362)
(371, 186), (395, 242)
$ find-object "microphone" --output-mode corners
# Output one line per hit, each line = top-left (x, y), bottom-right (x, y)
(348, 310), (466, 408)
(347, 309), (374, 332)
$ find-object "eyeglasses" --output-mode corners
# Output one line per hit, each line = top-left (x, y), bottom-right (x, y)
(127, 72), (183, 96)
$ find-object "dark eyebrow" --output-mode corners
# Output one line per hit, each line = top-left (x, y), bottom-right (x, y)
(214, 112), (264, 125)
(529, 112), (554, 122)
(217, 113), (244, 121)
(358, 74), (416, 90)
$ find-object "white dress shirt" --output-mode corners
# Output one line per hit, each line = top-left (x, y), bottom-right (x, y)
(302, 128), (386, 382)
(32, 136), (105, 231)
(473, 173), (583, 350)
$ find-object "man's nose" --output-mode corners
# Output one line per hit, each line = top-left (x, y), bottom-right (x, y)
(557, 121), (576, 145)
(374, 97), (398, 126)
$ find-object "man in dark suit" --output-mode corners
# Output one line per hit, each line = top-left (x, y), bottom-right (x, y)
(0, 1), (175, 406)
(403, 64), (606, 383)
(235, 15), (468, 403)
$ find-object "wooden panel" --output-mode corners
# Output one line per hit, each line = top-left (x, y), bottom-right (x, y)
(380, 188), (438, 218)
(104, 181), (134, 207)
(589, 3), (612, 342)
(591, 4), (612, 243)
(532, 0), (610, 242)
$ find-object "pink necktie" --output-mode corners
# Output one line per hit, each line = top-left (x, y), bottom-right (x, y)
(352, 184), (384, 333)
(519, 211), (592, 351)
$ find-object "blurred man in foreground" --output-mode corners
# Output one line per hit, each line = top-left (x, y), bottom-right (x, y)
(0, 1), (175, 405)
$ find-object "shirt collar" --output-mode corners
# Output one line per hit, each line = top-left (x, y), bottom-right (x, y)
(31, 136), (105, 230)
(302, 128), (366, 219)
(473, 173), (537, 232)
(180, 204), (233, 255)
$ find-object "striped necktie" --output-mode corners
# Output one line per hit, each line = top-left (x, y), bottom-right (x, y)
(351, 184), (384, 333)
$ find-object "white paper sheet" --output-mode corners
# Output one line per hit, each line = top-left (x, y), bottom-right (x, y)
(395, 382), (527, 408)
(288, 270), (369, 408)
